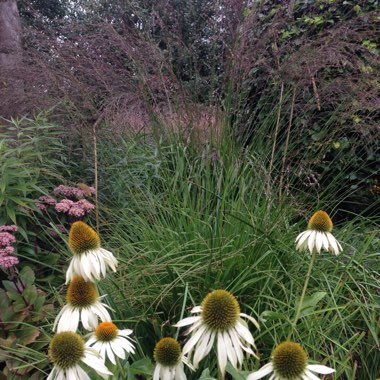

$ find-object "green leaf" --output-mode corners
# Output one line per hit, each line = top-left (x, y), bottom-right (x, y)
(2, 281), (18, 294)
(20, 266), (35, 286)
(5, 205), (16, 224)
(129, 358), (154, 376)
(299, 291), (327, 317)
(198, 368), (217, 380)
(226, 363), (247, 380)
(23, 285), (38, 305)
(260, 310), (288, 322)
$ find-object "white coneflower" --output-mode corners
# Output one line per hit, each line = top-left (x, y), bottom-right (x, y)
(153, 337), (193, 380)
(295, 210), (342, 255)
(47, 331), (113, 380)
(86, 321), (135, 364)
(248, 341), (335, 380)
(174, 289), (259, 378)
(66, 221), (118, 284)
(53, 276), (112, 332)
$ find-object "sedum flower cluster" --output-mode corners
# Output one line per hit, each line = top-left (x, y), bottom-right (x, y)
(37, 184), (95, 220)
(0, 225), (18, 268)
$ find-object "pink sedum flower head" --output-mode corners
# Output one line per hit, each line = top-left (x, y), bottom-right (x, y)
(0, 255), (19, 268)
(0, 226), (18, 269)
(0, 225), (18, 233)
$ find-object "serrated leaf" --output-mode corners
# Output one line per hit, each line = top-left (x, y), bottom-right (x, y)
(2, 281), (18, 294)
(0, 289), (10, 309)
(20, 267), (35, 286)
(23, 285), (38, 305)
(16, 326), (40, 345)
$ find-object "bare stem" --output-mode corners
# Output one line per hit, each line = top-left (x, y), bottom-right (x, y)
(279, 86), (296, 197)
(287, 249), (317, 340)
(92, 118), (101, 234)
(266, 81), (284, 196)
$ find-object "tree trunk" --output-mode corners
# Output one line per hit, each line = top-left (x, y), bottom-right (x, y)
(0, 0), (23, 118)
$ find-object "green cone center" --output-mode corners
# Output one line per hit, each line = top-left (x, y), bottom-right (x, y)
(272, 341), (308, 379)
(201, 289), (240, 331)
(154, 338), (181, 367)
(49, 332), (85, 369)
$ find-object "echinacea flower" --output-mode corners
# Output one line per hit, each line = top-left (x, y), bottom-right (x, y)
(86, 322), (135, 364)
(66, 221), (118, 284)
(295, 211), (342, 255)
(247, 341), (335, 380)
(53, 276), (112, 332)
(153, 337), (193, 380)
(48, 331), (112, 380)
(174, 289), (259, 377)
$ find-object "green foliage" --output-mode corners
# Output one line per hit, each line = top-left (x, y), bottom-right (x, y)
(0, 114), (66, 227)
(234, 0), (380, 215)
(95, 132), (379, 379)
(0, 266), (53, 379)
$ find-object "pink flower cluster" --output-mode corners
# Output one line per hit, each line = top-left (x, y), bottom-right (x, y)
(36, 184), (95, 220)
(55, 199), (95, 218)
(37, 196), (57, 211)
(0, 225), (19, 268)
(53, 185), (96, 200)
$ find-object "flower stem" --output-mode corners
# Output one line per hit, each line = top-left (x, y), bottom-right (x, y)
(287, 250), (317, 340)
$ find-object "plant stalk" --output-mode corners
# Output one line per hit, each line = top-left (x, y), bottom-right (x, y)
(287, 249), (317, 340)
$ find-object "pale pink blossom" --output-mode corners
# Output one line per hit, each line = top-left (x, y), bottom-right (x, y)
(55, 199), (75, 213)
(76, 199), (95, 211)
(38, 196), (57, 206)
(37, 202), (47, 211)
(0, 246), (15, 256)
(0, 225), (18, 233)
(0, 232), (16, 247)
(68, 205), (85, 218)
(0, 255), (19, 268)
